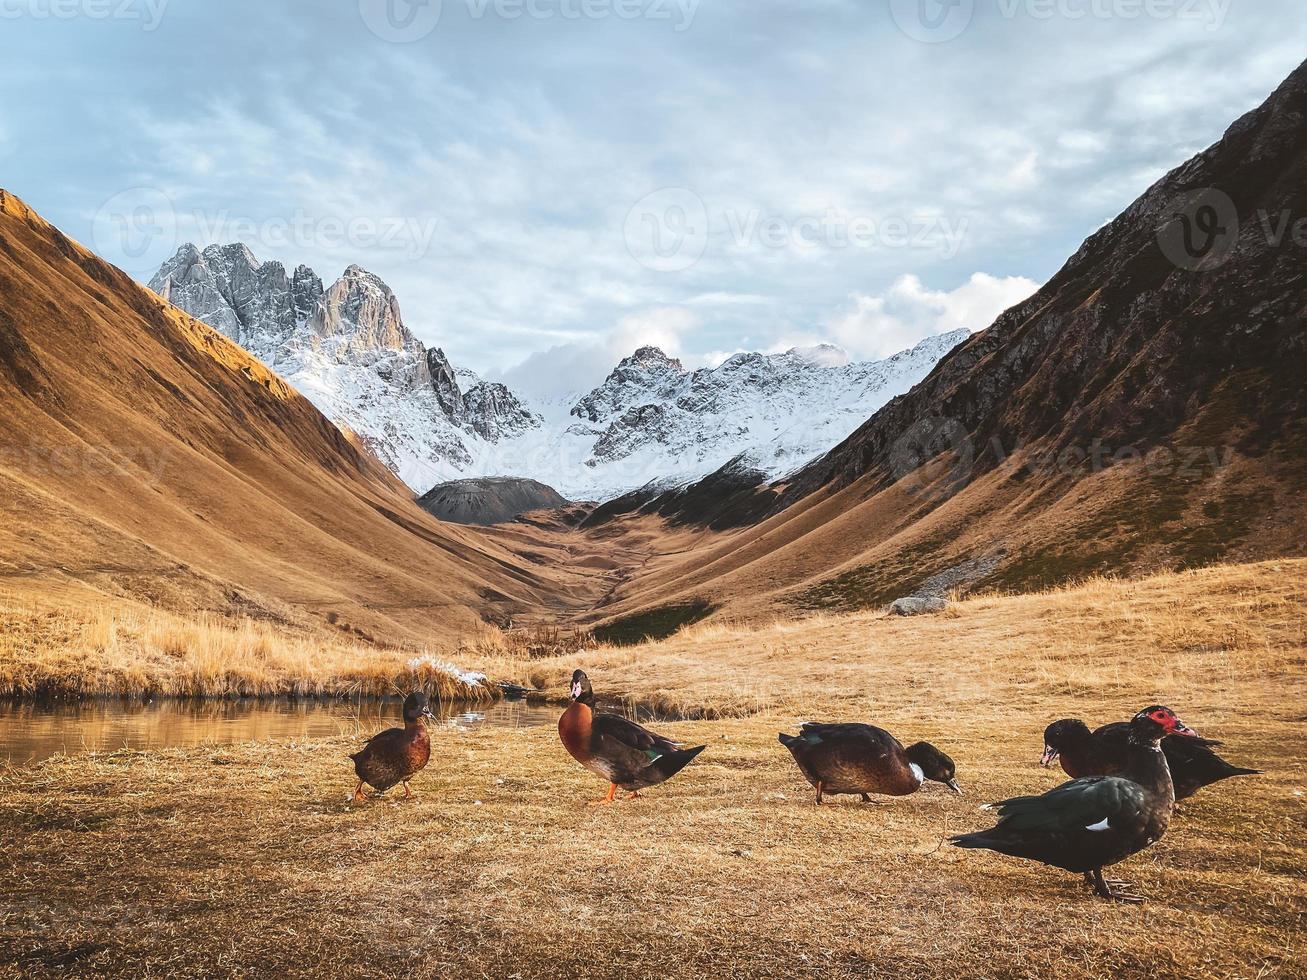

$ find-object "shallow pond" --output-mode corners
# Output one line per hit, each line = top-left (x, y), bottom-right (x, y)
(0, 697), (560, 766)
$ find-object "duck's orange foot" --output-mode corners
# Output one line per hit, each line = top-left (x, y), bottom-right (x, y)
(403, 782), (414, 800)
(589, 783), (619, 806)
(352, 780), (368, 803)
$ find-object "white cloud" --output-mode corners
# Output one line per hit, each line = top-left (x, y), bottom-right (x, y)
(497, 307), (703, 402)
(827, 273), (1040, 360)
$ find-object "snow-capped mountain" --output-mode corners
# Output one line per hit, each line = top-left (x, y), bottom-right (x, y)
(150, 243), (968, 502)
(150, 244), (539, 485)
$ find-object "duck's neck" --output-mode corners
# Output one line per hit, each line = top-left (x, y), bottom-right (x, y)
(1122, 731), (1174, 800)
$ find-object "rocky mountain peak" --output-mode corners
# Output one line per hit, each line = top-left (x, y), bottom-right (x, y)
(308, 263), (418, 357)
(624, 345), (684, 372)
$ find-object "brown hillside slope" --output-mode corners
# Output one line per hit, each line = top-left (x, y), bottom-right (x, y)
(0, 190), (581, 647)
(597, 59), (1307, 628)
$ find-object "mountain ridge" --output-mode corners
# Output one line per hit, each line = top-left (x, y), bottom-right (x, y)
(587, 58), (1307, 627)
(150, 244), (971, 500)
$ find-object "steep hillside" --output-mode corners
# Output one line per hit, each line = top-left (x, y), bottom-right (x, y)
(0, 191), (585, 647)
(596, 59), (1307, 627)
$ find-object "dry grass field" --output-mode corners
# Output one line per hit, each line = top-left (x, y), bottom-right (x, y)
(1, 560), (1304, 978)
(0, 587), (500, 702)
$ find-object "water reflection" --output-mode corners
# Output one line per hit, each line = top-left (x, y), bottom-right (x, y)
(0, 697), (559, 766)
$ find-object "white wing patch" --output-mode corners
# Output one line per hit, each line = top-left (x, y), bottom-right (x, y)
(1085, 817), (1111, 832)
(908, 763), (924, 787)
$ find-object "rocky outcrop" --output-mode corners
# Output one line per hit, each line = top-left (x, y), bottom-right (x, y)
(462, 381), (537, 441)
(888, 597), (950, 616)
(416, 477), (569, 526)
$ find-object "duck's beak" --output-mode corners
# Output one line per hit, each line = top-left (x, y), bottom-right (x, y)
(945, 778), (962, 795)
(1040, 746), (1059, 768)
(1168, 717), (1200, 739)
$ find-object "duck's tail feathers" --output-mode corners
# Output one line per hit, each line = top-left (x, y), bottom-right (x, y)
(1222, 765), (1263, 778)
(778, 732), (798, 747)
(651, 744), (706, 781)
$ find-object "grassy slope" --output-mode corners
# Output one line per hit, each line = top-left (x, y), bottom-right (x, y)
(0, 189), (603, 648)
(2, 561), (1303, 978)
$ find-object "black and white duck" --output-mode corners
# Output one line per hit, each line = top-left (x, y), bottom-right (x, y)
(952, 705), (1199, 902)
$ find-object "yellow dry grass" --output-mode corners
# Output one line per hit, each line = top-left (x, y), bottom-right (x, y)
(1, 560), (1304, 978)
(0, 592), (499, 702)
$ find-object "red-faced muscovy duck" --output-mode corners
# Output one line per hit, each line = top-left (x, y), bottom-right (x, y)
(779, 723), (961, 803)
(951, 705), (1199, 902)
(558, 669), (706, 805)
(1041, 715), (1260, 801)
(351, 692), (434, 802)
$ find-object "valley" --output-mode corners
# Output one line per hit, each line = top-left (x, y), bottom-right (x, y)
(3, 561), (1302, 977)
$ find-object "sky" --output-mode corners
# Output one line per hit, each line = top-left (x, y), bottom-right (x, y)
(2, 0), (1304, 399)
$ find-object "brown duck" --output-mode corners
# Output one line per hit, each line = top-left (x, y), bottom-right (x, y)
(351, 692), (434, 801)
(952, 706), (1199, 902)
(779, 723), (961, 803)
(558, 669), (706, 805)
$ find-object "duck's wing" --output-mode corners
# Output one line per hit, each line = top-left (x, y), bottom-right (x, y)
(986, 776), (1147, 834)
(353, 726), (404, 758)
(592, 712), (680, 756)
(797, 722), (892, 745)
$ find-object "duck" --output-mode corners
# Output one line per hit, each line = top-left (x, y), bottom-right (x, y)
(778, 723), (961, 804)
(951, 705), (1199, 902)
(1041, 717), (1260, 801)
(351, 692), (434, 802)
(558, 669), (706, 805)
